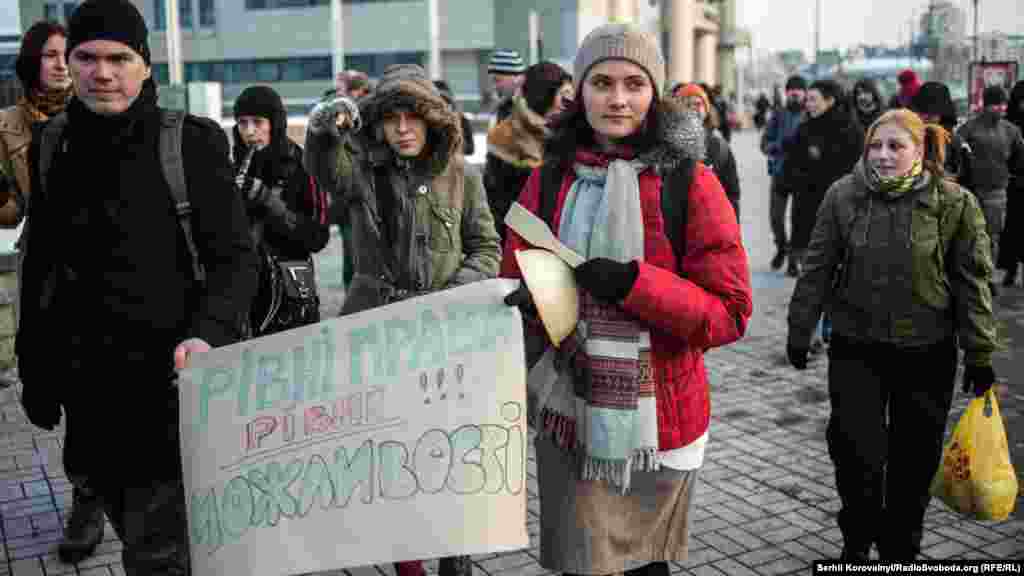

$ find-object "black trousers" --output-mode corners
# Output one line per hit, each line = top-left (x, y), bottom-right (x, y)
(94, 476), (190, 575)
(825, 334), (957, 560)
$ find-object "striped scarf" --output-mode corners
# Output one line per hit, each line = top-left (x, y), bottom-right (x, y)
(529, 153), (659, 493)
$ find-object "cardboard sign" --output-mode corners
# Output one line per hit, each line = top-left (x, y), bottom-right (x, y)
(179, 279), (528, 576)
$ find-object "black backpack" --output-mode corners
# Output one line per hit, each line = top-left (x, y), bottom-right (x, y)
(537, 158), (696, 273)
(38, 109), (205, 286)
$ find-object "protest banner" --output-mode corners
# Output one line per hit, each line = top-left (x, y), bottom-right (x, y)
(179, 278), (528, 576)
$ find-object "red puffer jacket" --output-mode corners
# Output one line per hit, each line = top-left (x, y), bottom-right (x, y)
(501, 154), (752, 451)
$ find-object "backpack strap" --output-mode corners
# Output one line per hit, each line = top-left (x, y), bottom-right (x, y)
(662, 159), (695, 274)
(538, 160), (563, 231)
(37, 112), (70, 202)
(159, 109), (206, 285)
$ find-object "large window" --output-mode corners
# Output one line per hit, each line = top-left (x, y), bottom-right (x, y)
(199, 0), (216, 27)
(245, 0), (418, 9)
(153, 0), (195, 30)
(245, 0), (328, 8)
(43, 1), (79, 23)
(153, 56), (334, 85)
(152, 52), (424, 85)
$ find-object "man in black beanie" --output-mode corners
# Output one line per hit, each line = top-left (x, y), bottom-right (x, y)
(16, 0), (258, 573)
(957, 84), (1024, 294)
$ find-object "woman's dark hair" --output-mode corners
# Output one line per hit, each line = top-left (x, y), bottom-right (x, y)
(852, 78), (883, 107)
(522, 62), (572, 117)
(15, 20), (67, 92)
(911, 81), (958, 132)
(546, 85), (663, 169)
(809, 78), (855, 123)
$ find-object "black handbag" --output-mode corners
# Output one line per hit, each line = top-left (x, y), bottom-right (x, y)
(253, 248), (320, 336)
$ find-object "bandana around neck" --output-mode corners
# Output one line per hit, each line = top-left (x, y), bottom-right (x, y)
(21, 87), (72, 122)
(873, 160), (923, 198)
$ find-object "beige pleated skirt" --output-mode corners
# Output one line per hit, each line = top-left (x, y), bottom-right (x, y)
(535, 437), (699, 575)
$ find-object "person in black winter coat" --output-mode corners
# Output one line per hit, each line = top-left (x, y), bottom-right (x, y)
(852, 78), (885, 131)
(232, 85), (329, 335)
(15, 2), (259, 573)
(999, 80), (1024, 287)
(784, 79), (865, 276)
(484, 61), (571, 241)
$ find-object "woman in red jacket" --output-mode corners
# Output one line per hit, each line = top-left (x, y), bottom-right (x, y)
(501, 23), (752, 576)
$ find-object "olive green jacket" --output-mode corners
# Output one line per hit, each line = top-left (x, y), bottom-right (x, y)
(788, 161), (998, 366)
(304, 127), (501, 316)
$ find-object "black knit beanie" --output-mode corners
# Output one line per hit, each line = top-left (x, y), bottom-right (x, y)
(67, 0), (151, 65)
(983, 85), (1008, 107)
(234, 85), (284, 122)
(785, 75), (807, 91)
(911, 81), (955, 119)
(233, 85), (289, 163)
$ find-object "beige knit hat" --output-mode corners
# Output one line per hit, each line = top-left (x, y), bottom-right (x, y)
(574, 23), (665, 97)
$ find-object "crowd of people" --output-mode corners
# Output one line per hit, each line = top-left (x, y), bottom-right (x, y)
(0, 0), (1017, 574)
(757, 69), (1020, 559)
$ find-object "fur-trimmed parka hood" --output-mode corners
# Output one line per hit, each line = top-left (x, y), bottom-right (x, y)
(358, 64), (462, 176)
(486, 95), (550, 169)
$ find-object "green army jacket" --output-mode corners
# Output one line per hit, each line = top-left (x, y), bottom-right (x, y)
(788, 161), (998, 366)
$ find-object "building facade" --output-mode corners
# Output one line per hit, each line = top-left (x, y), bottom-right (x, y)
(21, 0), (733, 115)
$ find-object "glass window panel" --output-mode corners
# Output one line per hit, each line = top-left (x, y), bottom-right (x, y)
(280, 60), (306, 82)
(44, 4), (59, 21)
(63, 3), (77, 22)
(180, 0), (193, 28)
(153, 0), (166, 30)
(255, 61), (279, 82)
(199, 0), (216, 27)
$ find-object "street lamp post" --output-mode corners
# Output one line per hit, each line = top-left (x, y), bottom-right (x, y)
(972, 0), (979, 62)
(164, 0), (184, 85)
(330, 0), (345, 81)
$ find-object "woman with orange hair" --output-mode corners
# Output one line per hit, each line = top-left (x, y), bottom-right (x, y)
(787, 109), (999, 560)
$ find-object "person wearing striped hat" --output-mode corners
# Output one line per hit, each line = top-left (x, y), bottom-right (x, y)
(488, 49), (526, 122)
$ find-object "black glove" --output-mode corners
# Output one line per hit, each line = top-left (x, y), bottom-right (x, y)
(787, 344), (809, 370)
(962, 365), (995, 397)
(574, 258), (639, 304)
(504, 281), (538, 318)
(20, 384), (61, 431)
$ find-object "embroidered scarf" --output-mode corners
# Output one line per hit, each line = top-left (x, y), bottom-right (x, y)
(529, 149), (658, 493)
(20, 87), (72, 122)
(872, 160), (924, 199)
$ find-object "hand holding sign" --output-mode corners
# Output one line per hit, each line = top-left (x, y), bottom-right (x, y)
(174, 338), (212, 371)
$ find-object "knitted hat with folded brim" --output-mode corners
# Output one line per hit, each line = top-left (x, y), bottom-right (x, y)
(573, 23), (665, 97)
(489, 49), (526, 75)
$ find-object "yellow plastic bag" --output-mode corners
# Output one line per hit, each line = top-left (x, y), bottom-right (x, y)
(930, 389), (1019, 521)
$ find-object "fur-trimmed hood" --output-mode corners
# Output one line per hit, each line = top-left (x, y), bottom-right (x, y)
(358, 64), (462, 176)
(486, 96), (550, 169)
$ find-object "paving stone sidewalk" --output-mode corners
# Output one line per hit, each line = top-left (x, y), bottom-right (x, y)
(0, 265), (1020, 576)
